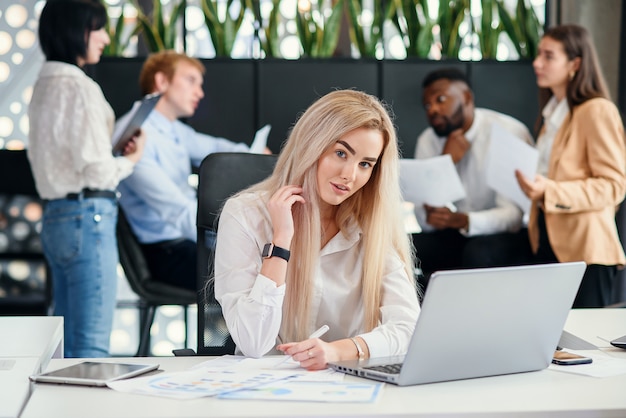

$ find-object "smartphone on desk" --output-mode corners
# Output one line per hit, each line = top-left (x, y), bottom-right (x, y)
(552, 350), (592, 365)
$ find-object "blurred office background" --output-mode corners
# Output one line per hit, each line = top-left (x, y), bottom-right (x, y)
(0, 0), (624, 356)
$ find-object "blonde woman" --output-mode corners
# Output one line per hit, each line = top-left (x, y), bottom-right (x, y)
(215, 90), (420, 370)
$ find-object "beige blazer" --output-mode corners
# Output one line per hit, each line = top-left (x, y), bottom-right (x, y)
(528, 98), (626, 266)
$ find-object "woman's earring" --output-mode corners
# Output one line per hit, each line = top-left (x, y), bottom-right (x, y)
(569, 71), (576, 81)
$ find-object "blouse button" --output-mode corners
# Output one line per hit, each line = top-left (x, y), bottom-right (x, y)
(94, 214), (102, 222)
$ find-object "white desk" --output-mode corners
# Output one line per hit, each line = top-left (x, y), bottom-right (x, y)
(0, 316), (64, 370)
(563, 308), (626, 348)
(20, 310), (626, 418)
(0, 316), (63, 418)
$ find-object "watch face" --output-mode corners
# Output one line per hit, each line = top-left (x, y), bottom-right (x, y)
(261, 243), (290, 261)
(262, 243), (272, 258)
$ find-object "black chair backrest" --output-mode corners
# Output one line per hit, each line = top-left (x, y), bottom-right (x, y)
(117, 207), (196, 304)
(0, 150), (38, 196)
(116, 208), (153, 300)
(196, 152), (278, 355)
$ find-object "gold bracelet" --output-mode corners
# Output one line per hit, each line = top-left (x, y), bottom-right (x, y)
(350, 337), (365, 361)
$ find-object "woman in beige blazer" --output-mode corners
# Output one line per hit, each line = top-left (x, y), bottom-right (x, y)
(516, 24), (626, 308)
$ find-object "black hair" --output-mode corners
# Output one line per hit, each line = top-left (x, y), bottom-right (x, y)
(422, 68), (472, 90)
(38, 0), (107, 65)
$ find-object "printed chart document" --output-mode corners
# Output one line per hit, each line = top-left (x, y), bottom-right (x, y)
(219, 380), (383, 403)
(106, 356), (356, 401)
(107, 366), (299, 400)
(486, 123), (539, 213)
(249, 124), (271, 153)
(399, 155), (466, 208)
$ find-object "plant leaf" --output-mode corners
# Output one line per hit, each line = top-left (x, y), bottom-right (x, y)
(320, 0), (344, 57)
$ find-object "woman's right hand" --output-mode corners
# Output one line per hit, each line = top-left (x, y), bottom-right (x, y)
(515, 170), (547, 201)
(267, 185), (305, 249)
(122, 129), (146, 164)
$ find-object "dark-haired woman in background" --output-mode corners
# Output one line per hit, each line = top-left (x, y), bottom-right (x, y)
(516, 24), (626, 308)
(28, 0), (144, 357)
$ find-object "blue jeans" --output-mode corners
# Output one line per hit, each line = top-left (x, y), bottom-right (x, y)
(41, 197), (118, 358)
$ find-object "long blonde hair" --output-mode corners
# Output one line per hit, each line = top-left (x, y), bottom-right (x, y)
(245, 89), (415, 341)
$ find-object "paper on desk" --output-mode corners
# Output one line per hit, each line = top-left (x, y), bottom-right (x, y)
(548, 349), (626, 378)
(250, 124), (271, 153)
(107, 367), (299, 400)
(486, 123), (538, 214)
(399, 155), (466, 208)
(108, 356), (346, 400)
(192, 355), (344, 382)
(219, 380), (384, 403)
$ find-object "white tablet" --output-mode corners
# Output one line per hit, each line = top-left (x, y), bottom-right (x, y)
(29, 361), (159, 387)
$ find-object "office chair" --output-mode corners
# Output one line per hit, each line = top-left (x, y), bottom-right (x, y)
(0, 150), (51, 316)
(116, 207), (197, 356)
(196, 152), (278, 355)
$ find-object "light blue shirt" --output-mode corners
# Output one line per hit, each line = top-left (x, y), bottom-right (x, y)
(116, 105), (249, 244)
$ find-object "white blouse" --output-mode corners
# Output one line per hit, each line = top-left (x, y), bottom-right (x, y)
(28, 62), (134, 199)
(214, 191), (421, 359)
(536, 96), (569, 176)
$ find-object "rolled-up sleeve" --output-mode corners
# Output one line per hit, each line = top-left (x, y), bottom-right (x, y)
(214, 196), (285, 358)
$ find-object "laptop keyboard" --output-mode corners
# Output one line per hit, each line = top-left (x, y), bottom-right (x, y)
(365, 363), (402, 374)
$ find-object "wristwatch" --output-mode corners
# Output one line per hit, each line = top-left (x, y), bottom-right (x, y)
(262, 243), (290, 262)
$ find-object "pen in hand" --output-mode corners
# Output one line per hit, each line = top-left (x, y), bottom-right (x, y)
(308, 324), (329, 340)
(276, 325), (330, 366)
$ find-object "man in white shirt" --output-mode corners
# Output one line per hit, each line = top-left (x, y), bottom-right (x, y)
(413, 68), (534, 286)
(116, 51), (268, 291)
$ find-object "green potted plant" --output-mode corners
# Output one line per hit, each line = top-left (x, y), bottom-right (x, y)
(437, 0), (469, 59)
(134, 0), (185, 52)
(103, 2), (141, 56)
(247, 0), (282, 58)
(201, 0), (247, 57)
(497, 0), (542, 59)
(295, 0), (344, 58)
(345, 0), (396, 58)
(474, 0), (502, 59)
(389, 0), (434, 58)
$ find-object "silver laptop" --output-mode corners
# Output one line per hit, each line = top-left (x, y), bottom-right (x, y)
(329, 262), (586, 386)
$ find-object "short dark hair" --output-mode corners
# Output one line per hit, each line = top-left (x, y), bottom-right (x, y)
(38, 0), (107, 65)
(422, 68), (472, 90)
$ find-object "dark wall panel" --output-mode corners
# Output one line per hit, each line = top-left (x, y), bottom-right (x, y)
(91, 57), (539, 159)
(470, 60), (538, 137)
(381, 60), (467, 158)
(87, 58), (144, 118)
(188, 59), (255, 144)
(257, 59), (379, 152)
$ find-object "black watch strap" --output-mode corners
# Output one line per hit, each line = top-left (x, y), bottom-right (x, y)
(262, 243), (290, 262)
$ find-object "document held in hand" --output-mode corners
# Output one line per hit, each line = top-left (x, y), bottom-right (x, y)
(486, 123), (539, 213)
(249, 124), (271, 154)
(111, 93), (161, 156)
(399, 155), (466, 209)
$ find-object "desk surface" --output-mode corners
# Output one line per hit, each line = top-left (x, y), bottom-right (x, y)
(0, 316), (63, 369)
(20, 309), (626, 418)
(0, 358), (39, 418)
(0, 316), (63, 418)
